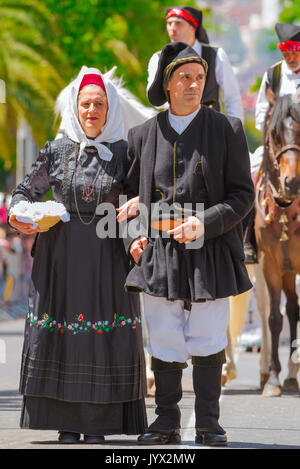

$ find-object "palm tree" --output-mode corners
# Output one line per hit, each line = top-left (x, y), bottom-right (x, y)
(0, 0), (69, 166)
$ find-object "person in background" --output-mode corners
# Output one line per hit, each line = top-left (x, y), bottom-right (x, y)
(0, 195), (8, 225)
(147, 5), (244, 121)
(255, 22), (300, 133)
(246, 22), (300, 262)
(0, 227), (9, 304)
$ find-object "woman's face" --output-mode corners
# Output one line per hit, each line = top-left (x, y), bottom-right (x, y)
(77, 85), (108, 138)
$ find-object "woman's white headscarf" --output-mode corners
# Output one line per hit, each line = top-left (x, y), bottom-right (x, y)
(56, 66), (157, 161)
(57, 66), (124, 161)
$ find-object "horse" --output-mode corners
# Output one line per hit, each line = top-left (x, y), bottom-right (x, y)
(254, 86), (300, 397)
(222, 265), (254, 386)
(222, 262), (273, 390)
(222, 88), (300, 394)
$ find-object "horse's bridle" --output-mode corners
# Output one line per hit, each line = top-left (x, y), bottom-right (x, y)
(272, 143), (300, 168)
(258, 100), (300, 271)
(264, 132), (300, 202)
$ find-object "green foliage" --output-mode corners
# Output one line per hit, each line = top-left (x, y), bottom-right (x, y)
(0, 0), (204, 169)
(0, 0), (70, 163)
(244, 114), (262, 153)
(279, 0), (300, 23)
(250, 76), (262, 93)
(42, 0), (199, 103)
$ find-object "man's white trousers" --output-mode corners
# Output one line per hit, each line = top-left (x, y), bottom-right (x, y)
(143, 293), (230, 363)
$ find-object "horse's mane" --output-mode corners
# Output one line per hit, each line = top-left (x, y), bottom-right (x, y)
(265, 94), (300, 145)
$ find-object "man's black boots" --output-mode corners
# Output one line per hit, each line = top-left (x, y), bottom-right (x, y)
(137, 358), (186, 445)
(192, 353), (228, 447)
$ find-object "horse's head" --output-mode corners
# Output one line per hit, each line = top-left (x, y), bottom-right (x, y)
(264, 87), (300, 203)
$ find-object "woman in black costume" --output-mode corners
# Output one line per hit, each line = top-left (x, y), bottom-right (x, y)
(9, 68), (147, 444)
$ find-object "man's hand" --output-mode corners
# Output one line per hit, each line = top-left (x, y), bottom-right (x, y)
(9, 214), (40, 235)
(116, 196), (140, 222)
(167, 216), (204, 244)
(130, 236), (148, 264)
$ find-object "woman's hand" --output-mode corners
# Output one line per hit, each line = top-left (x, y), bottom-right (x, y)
(129, 236), (148, 264)
(167, 216), (204, 244)
(116, 196), (140, 222)
(9, 214), (40, 235)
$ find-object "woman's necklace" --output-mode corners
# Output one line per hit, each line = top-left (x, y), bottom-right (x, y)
(81, 162), (102, 203)
(74, 148), (109, 225)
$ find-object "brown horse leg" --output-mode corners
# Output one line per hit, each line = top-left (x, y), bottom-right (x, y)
(254, 263), (271, 389)
(282, 272), (300, 392)
(262, 265), (283, 397)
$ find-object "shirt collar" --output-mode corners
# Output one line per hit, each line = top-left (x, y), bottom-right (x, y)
(191, 38), (202, 56)
(169, 105), (201, 122)
(168, 105), (201, 135)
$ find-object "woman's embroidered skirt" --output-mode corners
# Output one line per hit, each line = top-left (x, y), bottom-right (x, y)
(19, 217), (147, 435)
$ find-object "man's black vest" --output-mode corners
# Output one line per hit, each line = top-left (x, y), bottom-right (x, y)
(266, 61), (282, 96)
(201, 45), (220, 111)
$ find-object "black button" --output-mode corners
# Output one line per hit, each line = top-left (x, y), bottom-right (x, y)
(177, 173), (183, 178)
(177, 188), (183, 194)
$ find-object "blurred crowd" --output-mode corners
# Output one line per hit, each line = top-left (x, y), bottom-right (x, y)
(0, 194), (34, 308)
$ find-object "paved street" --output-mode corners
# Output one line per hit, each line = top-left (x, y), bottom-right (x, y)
(0, 317), (300, 450)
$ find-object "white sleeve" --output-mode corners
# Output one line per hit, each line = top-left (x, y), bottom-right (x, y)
(255, 72), (269, 132)
(250, 145), (264, 174)
(147, 52), (160, 93)
(215, 48), (244, 123)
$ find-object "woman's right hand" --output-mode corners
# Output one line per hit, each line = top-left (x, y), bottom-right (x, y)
(9, 214), (39, 235)
(116, 196), (140, 223)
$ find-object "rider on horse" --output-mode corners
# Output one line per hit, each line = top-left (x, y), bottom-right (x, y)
(256, 23), (300, 132)
(245, 22), (300, 264)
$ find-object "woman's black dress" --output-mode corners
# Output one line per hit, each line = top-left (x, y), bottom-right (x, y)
(10, 137), (147, 435)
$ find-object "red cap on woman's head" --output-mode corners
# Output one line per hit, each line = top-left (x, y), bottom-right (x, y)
(79, 74), (106, 93)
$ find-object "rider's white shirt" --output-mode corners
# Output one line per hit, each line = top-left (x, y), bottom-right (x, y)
(147, 39), (244, 122)
(255, 60), (300, 131)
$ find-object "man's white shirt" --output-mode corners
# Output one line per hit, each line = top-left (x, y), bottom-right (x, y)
(147, 38), (244, 122)
(255, 59), (300, 131)
(168, 105), (201, 135)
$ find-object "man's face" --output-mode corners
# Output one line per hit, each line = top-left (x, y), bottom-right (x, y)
(167, 62), (206, 115)
(282, 50), (300, 72)
(166, 16), (196, 45)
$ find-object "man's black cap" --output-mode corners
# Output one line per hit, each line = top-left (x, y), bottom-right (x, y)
(275, 22), (300, 43)
(147, 41), (208, 107)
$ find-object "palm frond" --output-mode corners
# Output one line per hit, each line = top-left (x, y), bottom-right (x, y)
(0, 0), (68, 162)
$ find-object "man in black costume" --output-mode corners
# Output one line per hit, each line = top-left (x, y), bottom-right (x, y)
(123, 42), (254, 447)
